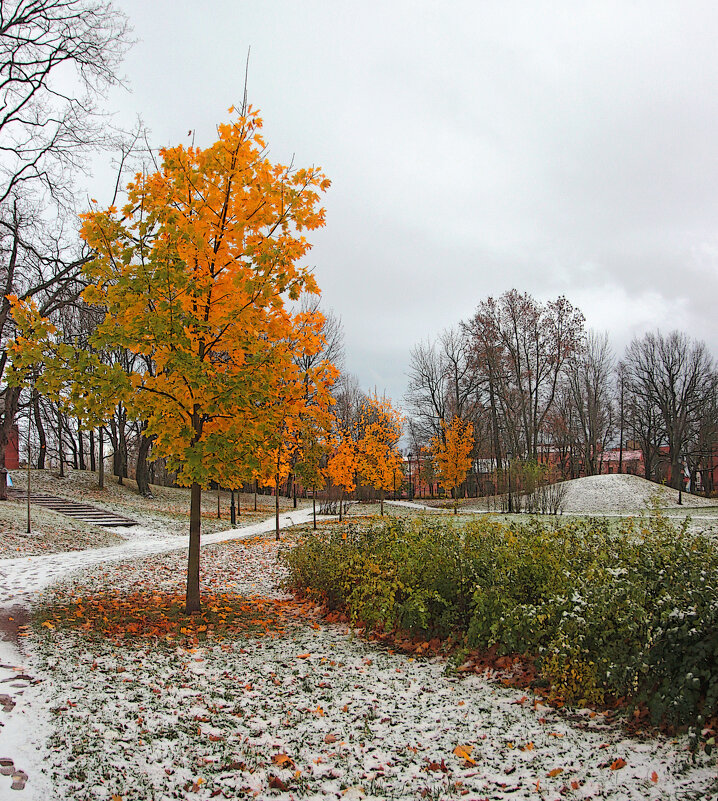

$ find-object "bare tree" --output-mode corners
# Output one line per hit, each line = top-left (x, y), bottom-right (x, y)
(565, 331), (615, 475)
(405, 325), (477, 448)
(333, 372), (364, 439)
(293, 295), (345, 379)
(0, 0), (130, 205)
(622, 331), (716, 490)
(0, 0), (131, 499)
(466, 290), (585, 462)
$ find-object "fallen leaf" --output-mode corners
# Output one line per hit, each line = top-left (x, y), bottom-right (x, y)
(272, 753), (294, 768)
(610, 758), (627, 771)
(547, 768), (564, 778)
(651, 771), (659, 783)
(453, 745), (476, 765)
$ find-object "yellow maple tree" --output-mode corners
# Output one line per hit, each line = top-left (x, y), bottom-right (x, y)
(357, 393), (404, 515)
(431, 416), (475, 514)
(13, 108), (331, 613)
(326, 428), (359, 521)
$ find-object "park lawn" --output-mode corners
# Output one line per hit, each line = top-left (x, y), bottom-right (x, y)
(27, 524), (718, 800)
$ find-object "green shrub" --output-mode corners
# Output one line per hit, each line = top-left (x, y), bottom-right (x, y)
(281, 511), (718, 729)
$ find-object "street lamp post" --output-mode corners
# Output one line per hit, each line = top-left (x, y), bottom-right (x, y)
(678, 455), (683, 506)
(407, 453), (413, 500)
(27, 408), (31, 534)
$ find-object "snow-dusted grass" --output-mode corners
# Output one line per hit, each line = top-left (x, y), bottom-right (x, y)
(2, 468), (304, 557)
(445, 473), (718, 520)
(29, 534), (717, 800)
(10, 467), (301, 523)
(0, 496), (124, 558)
(3, 470), (717, 799)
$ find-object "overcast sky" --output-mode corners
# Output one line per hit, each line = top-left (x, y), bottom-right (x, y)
(93, 1), (718, 405)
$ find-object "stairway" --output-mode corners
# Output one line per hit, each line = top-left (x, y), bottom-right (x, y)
(7, 490), (137, 527)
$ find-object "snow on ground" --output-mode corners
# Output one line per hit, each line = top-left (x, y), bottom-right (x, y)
(2, 529), (716, 800)
(560, 473), (717, 515)
(0, 508), (318, 609)
(1, 473), (718, 799)
(0, 509), (318, 800)
(17, 536), (717, 800)
(458, 473), (718, 518)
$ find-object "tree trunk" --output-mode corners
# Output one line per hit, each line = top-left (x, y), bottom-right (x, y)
(57, 406), (64, 478)
(109, 417), (120, 477)
(118, 405), (128, 484)
(0, 445), (6, 502)
(185, 481), (202, 614)
(671, 452), (682, 492)
(312, 486), (316, 530)
(135, 431), (154, 497)
(67, 421), (78, 469)
(89, 428), (96, 473)
(33, 390), (46, 470)
(339, 487), (343, 521)
(98, 427), (105, 489)
(254, 479), (258, 511)
(77, 425), (85, 470)
(275, 475), (280, 541)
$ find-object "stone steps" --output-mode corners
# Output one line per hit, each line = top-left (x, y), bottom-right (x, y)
(6, 490), (137, 527)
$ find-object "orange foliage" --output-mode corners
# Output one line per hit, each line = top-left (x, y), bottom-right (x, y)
(327, 432), (358, 494)
(357, 393), (404, 514)
(76, 108), (332, 612)
(37, 590), (320, 643)
(431, 417), (474, 512)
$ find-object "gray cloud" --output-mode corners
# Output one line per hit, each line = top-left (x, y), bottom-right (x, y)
(97, 0), (718, 401)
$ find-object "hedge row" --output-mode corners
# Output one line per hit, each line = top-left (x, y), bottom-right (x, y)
(281, 512), (718, 729)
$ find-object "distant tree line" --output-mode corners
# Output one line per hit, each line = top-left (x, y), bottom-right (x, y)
(405, 289), (718, 496)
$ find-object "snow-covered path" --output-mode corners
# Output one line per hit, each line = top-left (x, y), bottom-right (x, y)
(0, 508), (320, 801)
(384, 499), (451, 512)
(0, 508), (317, 608)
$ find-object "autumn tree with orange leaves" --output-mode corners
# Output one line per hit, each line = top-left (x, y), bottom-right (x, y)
(431, 417), (474, 513)
(357, 394), (404, 515)
(327, 430), (359, 521)
(14, 108), (331, 614)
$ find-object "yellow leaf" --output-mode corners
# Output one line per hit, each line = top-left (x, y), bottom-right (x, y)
(453, 744), (475, 765)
